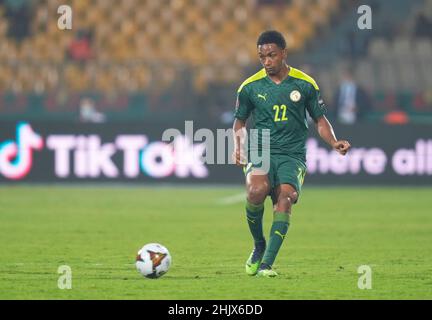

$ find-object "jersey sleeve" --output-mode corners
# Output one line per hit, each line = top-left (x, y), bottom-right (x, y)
(234, 86), (254, 121)
(306, 84), (327, 121)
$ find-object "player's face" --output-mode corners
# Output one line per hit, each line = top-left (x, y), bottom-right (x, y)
(258, 44), (287, 76)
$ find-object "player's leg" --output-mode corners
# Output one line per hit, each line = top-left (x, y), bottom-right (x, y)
(257, 184), (297, 277)
(244, 168), (271, 275)
(257, 156), (305, 277)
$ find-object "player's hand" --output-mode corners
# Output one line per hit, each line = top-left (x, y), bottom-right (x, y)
(232, 148), (246, 166)
(333, 140), (351, 156)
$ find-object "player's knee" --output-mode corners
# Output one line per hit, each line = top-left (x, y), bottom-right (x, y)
(276, 191), (298, 212)
(290, 191), (299, 203)
(276, 197), (291, 212)
(247, 184), (269, 204)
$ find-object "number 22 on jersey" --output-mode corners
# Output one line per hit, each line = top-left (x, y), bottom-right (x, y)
(273, 104), (288, 122)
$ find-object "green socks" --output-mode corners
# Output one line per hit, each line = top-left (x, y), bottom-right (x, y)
(246, 204), (291, 268)
(261, 212), (290, 267)
(245, 201), (265, 245)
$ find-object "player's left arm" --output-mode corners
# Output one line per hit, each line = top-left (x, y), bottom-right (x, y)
(315, 115), (351, 156)
(305, 83), (351, 156)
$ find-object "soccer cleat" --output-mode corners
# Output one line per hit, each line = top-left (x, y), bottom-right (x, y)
(245, 242), (266, 276)
(256, 268), (278, 278)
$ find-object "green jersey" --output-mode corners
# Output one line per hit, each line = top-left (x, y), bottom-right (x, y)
(234, 67), (327, 163)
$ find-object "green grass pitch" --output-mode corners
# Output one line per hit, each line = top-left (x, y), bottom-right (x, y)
(0, 185), (431, 299)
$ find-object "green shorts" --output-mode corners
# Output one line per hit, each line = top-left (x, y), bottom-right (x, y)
(244, 154), (307, 199)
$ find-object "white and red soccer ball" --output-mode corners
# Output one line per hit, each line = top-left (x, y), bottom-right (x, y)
(136, 243), (172, 279)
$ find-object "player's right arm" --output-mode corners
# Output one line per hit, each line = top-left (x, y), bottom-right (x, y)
(232, 86), (254, 166)
(232, 118), (247, 166)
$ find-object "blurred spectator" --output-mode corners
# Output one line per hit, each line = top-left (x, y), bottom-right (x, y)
(4, 0), (32, 42)
(334, 68), (371, 124)
(79, 98), (106, 123)
(415, 13), (432, 39)
(67, 29), (93, 62)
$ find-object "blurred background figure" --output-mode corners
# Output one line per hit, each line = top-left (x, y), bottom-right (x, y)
(334, 68), (371, 124)
(79, 97), (106, 123)
(3, 0), (32, 42)
(67, 29), (93, 62)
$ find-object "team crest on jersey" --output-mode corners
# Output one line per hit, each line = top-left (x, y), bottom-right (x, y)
(290, 90), (301, 102)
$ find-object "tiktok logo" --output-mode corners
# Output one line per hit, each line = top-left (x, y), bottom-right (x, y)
(0, 122), (44, 180)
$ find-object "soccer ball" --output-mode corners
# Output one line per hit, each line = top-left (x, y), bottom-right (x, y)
(136, 243), (171, 279)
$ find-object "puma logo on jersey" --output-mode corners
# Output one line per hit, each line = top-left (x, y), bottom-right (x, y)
(257, 93), (267, 101)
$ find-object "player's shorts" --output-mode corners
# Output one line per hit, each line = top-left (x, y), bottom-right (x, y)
(243, 154), (307, 202)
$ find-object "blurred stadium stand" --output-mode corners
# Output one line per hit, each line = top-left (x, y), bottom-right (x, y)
(0, 0), (431, 123)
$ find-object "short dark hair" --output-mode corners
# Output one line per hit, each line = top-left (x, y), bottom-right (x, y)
(257, 30), (286, 49)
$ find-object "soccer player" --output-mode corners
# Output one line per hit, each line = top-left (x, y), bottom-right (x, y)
(232, 30), (351, 278)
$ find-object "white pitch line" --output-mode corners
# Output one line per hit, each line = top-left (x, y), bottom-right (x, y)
(217, 192), (245, 205)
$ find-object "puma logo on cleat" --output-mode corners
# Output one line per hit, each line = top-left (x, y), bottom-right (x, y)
(257, 93), (267, 101)
(275, 231), (286, 239)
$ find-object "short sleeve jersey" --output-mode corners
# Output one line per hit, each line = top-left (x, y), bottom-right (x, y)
(234, 67), (327, 162)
